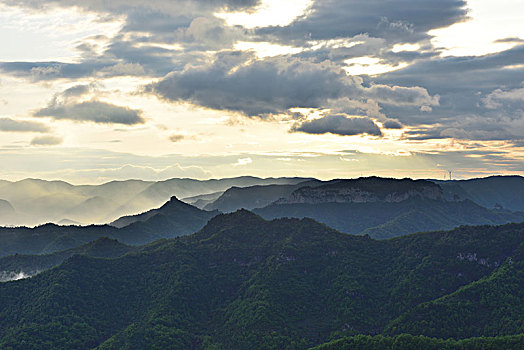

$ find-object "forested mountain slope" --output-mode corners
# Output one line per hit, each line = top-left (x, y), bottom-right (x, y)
(0, 212), (522, 349)
(0, 238), (136, 282)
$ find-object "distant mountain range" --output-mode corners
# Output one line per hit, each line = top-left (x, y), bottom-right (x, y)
(1, 175), (523, 230)
(436, 175), (524, 211)
(202, 179), (322, 212)
(0, 176), (310, 226)
(1, 176), (524, 257)
(0, 211), (521, 348)
(195, 175), (524, 213)
(251, 177), (524, 239)
(0, 196), (217, 257)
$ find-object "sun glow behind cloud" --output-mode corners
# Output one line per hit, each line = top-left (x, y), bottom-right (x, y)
(0, 0), (522, 182)
(429, 0), (524, 56)
(234, 41), (303, 58)
(0, 4), (123, 62)
(343, 57), (408, 76)
(215, 0), (313, 28)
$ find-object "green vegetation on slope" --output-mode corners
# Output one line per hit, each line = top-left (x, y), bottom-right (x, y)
(0, 237), (137, 281)
(0, 212), (522, 349)
(313, 334), (524, 350)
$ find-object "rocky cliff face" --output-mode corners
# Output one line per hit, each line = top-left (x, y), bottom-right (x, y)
(276, 177), (444, 204)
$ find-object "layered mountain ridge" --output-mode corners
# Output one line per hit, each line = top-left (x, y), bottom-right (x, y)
(275, 177), (443, 204)
(0, 196), (218, 257)
(0, 176), (309, 227)
(0, 211), (522, 349)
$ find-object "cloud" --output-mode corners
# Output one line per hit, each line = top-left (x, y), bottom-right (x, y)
(482, 86), (524, 109)
(81, 163), (212, 180)
(234, 157), (252, 166)
(30, 135), (63, 146)
(494, 37), (524, 44)
(33, 85), (145, 125)
(257, 0), (468, 45)
(0, 118), (50, 133)
(98, 62), (146, 76)
(383, 119), (403, 129)
(147, 52), (438, 118)
(0, 61), (105, 81)
(35, 100), (145, 125)
(403, 113), (524, 141)
(169, 134), (185, 142)
(372, 45), (524, 140)
(1, 0), (521, 148)
(5, 0), (261, 14)
(61, 84), (92, 97)
(0, 60), (151, 81)
(291, 115), (382, 137)
(0, 146), (520, 184)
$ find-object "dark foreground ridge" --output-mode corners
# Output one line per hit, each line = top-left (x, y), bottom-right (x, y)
(0, 210), (522, 349)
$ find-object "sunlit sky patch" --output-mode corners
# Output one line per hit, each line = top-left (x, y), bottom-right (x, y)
(429, 0), (524, 56)
(215, 0), (313, 28)
(0, 0), (523, 183)
(0, 4), (123, 62)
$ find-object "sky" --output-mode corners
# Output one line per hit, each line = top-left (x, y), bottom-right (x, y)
(0, 0), (523, 184)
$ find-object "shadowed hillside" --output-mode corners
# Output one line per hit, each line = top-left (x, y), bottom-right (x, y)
(0, 212), (522, 349)
(0, 237), (137, 282)
(254, 177), (524, 239)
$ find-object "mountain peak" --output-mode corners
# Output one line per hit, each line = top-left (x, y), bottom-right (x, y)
(202, 209), (264, 229)
(194, 209), (344, 247)
(195, 209), (269, 242)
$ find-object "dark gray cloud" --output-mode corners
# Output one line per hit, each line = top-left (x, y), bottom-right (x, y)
(35, 100), (145, 125)
(383, 119), (403, 129)
(257, 0), (468, 45)
(0, 118), (50, 133)
(61, 84), (92, 97)
(291, 115), (382, 136)
(1, 0), (522, 148)
(32, 84), (145, 125)
(147, 51), (438, 118)
(30, 135), (63, 146)
(372, 45), (524, 140)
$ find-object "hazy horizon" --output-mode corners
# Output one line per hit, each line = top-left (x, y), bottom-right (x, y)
(1, 172), (523, 186)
